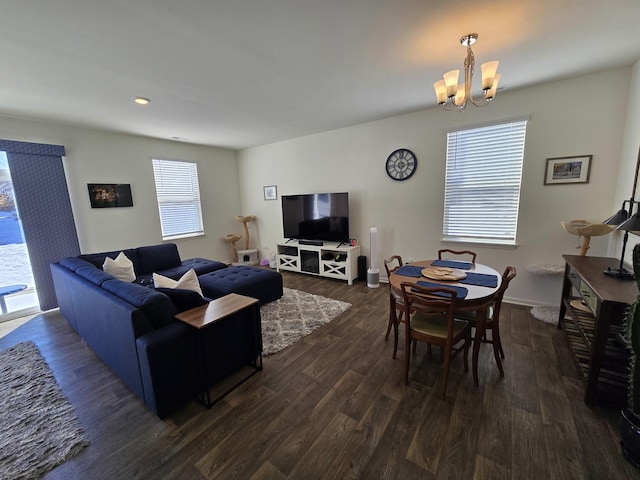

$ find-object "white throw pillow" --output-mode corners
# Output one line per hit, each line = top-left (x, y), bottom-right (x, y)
(153, 269), (203, 296)
(103, 251), (135, 282)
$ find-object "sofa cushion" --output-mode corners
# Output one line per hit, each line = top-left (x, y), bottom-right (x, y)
(181, 258), (228, 275)
(156, 288), (208, 312)
(60, 256), (95, 272)
(75, 265), (115, 286)
(153, 269), (203, 296)
(102, 279), (177, 329)
(103, 251), (136, 282)
(137, 243), (182, 275)
(80, 248), (140, 273)
(198, 266), (283, 305)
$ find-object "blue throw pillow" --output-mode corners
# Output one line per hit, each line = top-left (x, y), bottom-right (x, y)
(156, 287), (208, 312)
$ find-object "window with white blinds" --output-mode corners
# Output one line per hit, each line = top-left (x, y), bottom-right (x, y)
(443, 119), (527, 245)
(152, 159), (204, 240)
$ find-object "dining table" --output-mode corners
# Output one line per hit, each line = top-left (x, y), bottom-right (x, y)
(388, 259), (502, 387)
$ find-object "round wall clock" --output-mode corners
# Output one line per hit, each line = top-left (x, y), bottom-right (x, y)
(385, 148), (417, 181)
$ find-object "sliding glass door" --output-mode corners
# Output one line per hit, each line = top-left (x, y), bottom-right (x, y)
(0, 151), (39, 321)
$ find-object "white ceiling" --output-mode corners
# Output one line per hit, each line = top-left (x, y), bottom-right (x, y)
(1, 0), (639, 150)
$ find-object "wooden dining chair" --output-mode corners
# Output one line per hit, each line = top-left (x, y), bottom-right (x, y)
(437, 249), (477, 266)
(383, 255), (405, 358)
(400, 282), (472, 399)
(461, 266), (517, 376)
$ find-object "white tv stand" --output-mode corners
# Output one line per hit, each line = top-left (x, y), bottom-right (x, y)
(276, 240), (361, 285)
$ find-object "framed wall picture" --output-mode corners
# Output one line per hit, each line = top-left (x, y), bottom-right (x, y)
(544, 155), (592, 185)
(263, 185), (277, 201)
(87, 183), (134, 208)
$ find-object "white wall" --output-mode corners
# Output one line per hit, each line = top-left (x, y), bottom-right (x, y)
(610, 59), (640, 265)
(0, 67), (633, 307)
(0, 117), (241, 262)
(238, 68), (631, 307)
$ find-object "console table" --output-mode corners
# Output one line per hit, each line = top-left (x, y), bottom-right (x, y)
(175, 293), (262, 408)
(558, 255), (637, 405)
(276, 240), (360, 284)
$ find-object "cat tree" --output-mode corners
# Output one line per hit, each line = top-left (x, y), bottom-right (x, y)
(224, 215), (258, 265)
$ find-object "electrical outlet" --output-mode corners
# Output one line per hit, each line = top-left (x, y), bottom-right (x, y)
(263, 244), (268, 250)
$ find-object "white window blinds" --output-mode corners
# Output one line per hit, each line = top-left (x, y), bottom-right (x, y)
(152, 159), (204, 240)
(443, 119), (527, 245)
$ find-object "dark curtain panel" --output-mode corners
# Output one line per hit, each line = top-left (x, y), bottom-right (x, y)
(0, 140), (80, 310)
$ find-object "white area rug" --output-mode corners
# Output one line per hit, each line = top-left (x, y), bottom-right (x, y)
(530, 306), (560, 325)
(260, 288), (351, 355)
(0, 341), (89, 479)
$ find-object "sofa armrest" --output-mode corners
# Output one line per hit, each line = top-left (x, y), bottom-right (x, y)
(136, 322), (199, 418)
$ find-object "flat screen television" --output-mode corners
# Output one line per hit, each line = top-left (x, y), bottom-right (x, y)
(281, 192), (349, 243)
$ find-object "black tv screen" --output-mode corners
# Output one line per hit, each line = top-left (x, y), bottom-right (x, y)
(282, 192), (349, 242)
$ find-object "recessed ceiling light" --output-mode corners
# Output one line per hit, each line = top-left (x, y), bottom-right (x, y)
(134, 97), (150, 105)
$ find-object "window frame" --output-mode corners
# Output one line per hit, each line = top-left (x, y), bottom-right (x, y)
(442, 118), (528, 246)
(151, 158), (204, 241)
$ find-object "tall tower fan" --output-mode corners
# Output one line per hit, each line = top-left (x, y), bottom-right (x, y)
(367, 226), (380, 288)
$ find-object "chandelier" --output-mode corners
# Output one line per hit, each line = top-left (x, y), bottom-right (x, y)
(433, 33), (500, 112)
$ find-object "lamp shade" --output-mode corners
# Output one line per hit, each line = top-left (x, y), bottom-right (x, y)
(485, 73), (501, 100)
(481, 61), (499, 90)
(433, 80), (447, 105)
(617, 212), (640, 232)
(453, 84), (466, 107)
(603, 207), (629, 225)
(443, 70), (460, 97)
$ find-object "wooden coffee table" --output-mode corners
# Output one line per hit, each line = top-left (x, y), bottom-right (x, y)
(175, 293), (262, 408)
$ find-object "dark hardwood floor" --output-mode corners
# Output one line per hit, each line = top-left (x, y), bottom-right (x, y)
(1, 272), (637, 479)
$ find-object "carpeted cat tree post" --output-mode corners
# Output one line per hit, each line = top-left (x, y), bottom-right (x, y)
(235, 215), (258, 265)
(224, 233), (241, 264)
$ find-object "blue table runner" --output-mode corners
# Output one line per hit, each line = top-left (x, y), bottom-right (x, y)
(414, 281), (468, 299)
(459, 272), (498, 288)
(431, 259), (473, 270)
(394, 265), (424, 278)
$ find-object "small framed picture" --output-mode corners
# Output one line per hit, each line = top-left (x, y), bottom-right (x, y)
(544, 155), (592, 185)
(87, 183), (134, 208)
(263, 185), (277, 200)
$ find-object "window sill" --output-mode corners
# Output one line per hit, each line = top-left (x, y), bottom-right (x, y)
(441, 237), (518, 249)
(162, 232), (205, 241)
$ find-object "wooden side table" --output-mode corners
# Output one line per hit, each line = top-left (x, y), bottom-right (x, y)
(558, 255), (637, 405)
(175, 293), (262, 408)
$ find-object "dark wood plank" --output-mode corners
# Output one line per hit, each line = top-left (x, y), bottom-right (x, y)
(0, 270), (635, 480)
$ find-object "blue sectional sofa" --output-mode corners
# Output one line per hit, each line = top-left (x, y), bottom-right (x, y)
(51, 243), (283, 417)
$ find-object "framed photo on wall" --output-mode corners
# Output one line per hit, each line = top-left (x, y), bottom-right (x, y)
(87, 183), (134, 208)
(544, 155), (592, 185)
(263, 185), (277, 200)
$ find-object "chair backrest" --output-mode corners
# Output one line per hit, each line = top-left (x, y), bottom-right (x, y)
(437, 249), (477, 265)
(384, 255), (404, 277)
(491, 266), (516, 318)
(399, 282), (461, 337)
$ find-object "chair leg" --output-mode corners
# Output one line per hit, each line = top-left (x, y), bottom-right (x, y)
(494, 326), (505, 359)
(404, 337), (411, 385)
(492, 337), (504, 377)
(392, 312), (400, 359)
(463, 333), (470, 373)
(441, 348), (451, 399)
(385, 295), (395, 340)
